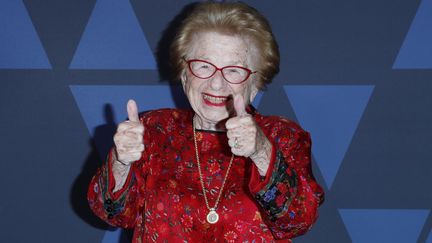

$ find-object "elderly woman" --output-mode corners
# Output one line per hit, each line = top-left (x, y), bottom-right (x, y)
(88, 2), (323, 242)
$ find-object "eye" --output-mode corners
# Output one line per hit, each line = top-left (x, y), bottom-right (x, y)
(192, 61), (211, 70)
(226, 68), (240, 74)
(199, 64), (210, 69)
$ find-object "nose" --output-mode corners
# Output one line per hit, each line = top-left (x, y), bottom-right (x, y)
(209, 70), (225, 91)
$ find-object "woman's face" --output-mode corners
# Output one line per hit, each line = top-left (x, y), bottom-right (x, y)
(181, 31), (259, 125)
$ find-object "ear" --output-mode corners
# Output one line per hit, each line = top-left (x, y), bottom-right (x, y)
(249, 84), (259, 104)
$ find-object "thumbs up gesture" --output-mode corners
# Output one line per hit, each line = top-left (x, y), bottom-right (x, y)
(226, 94), (271, 175)
(113, 99), (145, 166)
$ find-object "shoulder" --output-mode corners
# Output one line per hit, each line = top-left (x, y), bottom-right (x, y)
(255, 113), (312, 153)
(254, 112), (308, 136)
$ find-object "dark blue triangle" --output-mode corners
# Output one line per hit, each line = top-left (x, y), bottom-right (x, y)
(70, 85), (188, 159)
(0, 1), (51, 69)
(69, 0), (156, 69)
(283, 85), (374, 189)
(393, 0), (432, 69)
(339, 209), (429, 243)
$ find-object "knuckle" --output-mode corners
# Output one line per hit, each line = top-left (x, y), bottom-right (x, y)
(124, 130), (135, 136)
(227, 131), (233, 138)
(113, 135), (120, 144)
(132, 152), (141, 159)
(226, 118), (237, 128)
(115, 139), (126, 147)
(117, 123), (128, 131)
(138, 125), (145, 133)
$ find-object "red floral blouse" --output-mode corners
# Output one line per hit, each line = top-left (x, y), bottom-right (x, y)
(88, 108), (324, 242)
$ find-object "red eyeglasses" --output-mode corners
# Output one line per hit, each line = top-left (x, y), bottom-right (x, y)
(185, 59), (256, 84)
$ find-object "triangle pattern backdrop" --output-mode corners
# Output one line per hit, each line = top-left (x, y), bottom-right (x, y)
(283, 85), (374, 189)
(0, 0), (51, 69)
(393, 0), (432, 69)
(69, 0), (156, 69)
(339, 209), (430, 243)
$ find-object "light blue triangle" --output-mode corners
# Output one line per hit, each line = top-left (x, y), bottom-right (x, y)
(283, 85), (374, 189)
(339, 209), (430, 243)
(0, 0), (51, 69)
(393, 0), (432, 69)
(69, 0), (156, 69)
(70, 85), (188, 159)
(101, 227), (122, 243)
(251, 91), (263, 109)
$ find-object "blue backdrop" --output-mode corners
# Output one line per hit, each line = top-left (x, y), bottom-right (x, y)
(1, 0), (431, 242)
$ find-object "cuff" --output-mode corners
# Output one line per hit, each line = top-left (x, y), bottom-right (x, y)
(250, 150), (298, 221)
(249, 143), (277, 194)
(98, 148), (135, 218)
(107, 154), (134, 200)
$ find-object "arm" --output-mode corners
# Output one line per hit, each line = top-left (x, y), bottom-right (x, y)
(248, 123), (324, 239)
(87, 148), (143, 228)
(87, 100), (147, 228)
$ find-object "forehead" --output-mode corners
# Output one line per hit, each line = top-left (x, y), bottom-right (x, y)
(187, 31), (251, 66)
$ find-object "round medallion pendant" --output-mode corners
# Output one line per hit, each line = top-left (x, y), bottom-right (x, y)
(206, 209), (219, 224)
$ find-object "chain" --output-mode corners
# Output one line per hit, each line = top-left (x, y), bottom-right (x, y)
(193, 122), (234, 211)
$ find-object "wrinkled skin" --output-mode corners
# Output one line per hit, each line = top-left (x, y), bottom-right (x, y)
(112, 100), (144, 191)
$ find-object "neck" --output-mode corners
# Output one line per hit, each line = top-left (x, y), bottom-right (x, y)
(193, 114), (226, 131)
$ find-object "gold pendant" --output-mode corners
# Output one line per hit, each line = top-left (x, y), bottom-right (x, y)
(206, 208), (219, 224)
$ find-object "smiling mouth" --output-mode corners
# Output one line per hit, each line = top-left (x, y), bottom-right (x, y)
(202, 93), (231, 106)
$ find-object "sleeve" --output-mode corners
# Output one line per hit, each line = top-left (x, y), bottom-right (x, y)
(87, 118), (149, 229)
(248, 122), (324, 240)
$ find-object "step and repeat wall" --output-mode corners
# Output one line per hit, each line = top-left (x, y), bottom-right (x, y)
(1, 0), (431, 242)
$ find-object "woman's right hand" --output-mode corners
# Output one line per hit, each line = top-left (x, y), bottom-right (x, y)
(113, 99), (145, 166)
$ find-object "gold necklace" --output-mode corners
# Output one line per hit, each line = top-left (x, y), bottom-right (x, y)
(193, 123), (234, 224)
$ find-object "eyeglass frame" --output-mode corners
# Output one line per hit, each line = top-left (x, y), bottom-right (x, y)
(184, 58), (257, 84)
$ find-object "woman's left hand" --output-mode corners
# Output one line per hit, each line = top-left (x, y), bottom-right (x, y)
(226, 95), (272, 175)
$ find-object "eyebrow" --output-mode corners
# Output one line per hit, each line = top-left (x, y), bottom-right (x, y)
(193, 56), (247, 67)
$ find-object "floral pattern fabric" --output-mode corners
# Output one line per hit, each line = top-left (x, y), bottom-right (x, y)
(88, 108), (324, 242)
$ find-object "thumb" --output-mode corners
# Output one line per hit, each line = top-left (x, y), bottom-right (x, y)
(233, 94), (246, 117)
(127, 99), (139, 122)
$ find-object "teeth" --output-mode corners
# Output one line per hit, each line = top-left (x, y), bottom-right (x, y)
(203, 94), (227, 104)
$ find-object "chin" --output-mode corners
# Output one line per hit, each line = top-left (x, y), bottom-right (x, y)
(203, 113), (229, 123)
